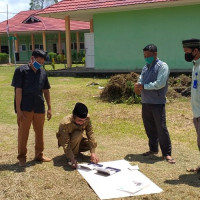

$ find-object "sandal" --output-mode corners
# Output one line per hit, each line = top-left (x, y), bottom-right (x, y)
(164, 156), (176, 164)
(142, 151), (158, 156)
(186, 167), (200, 173)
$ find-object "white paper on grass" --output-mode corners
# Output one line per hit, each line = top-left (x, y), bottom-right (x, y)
(77, 160), (163, 200)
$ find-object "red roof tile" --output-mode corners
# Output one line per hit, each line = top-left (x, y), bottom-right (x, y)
(39, 0), (176, 14)
(0, 10), (89, 34)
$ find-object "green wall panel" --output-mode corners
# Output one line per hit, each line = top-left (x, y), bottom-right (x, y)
(94, 4), (200, 70)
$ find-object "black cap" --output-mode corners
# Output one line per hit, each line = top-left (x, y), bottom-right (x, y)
(32, 49), (47, 60)
(143, 44), (157, 52)
(73, 102), (88, 119)
(182, 39), (200, 48)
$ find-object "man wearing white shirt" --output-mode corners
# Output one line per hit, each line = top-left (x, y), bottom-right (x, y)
(182, 39), (200, 172)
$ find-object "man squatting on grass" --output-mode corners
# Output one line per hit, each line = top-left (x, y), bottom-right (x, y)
(134, 44), (175, 164)
(11, 49), (52, 167)
(56, 102), (99, 168)
(182, 39), (200, 173)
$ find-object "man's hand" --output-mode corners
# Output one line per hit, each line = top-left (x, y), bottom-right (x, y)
(47, 109), (52, 121)
(134, 83), (144, 95)
(68, 158), (78, 169)
(91, 153), (99, 163)
(17, 109), (25, 125)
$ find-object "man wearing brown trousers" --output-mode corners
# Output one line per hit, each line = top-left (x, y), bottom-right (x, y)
(11, 49), (52, 167)
(56, 102), (99, 168)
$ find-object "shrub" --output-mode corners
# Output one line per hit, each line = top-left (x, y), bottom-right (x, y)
(56, 54), (62, 64)
(72, 51), (85, 64)
(0, 53), (9, 64)
(48, 52), (57, 62)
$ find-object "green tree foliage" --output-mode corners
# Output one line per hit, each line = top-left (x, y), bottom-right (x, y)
(29, 0), (58, 10)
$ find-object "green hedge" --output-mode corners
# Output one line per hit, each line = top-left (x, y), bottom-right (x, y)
(72, 51), (85, 64)
(47, 51), (85, 64)
(48, 52), (57, 62)
(0, 53), (9, 64)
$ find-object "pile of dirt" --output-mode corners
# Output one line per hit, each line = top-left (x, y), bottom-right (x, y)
(167, 74), (191, 98)
(100, 73), (192, 104)
(100, 72), (140, 104)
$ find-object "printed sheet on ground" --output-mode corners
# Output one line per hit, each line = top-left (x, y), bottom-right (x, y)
(77, 159), (163, 200)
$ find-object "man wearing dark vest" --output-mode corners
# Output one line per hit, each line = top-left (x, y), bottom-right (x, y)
(134, 44), (175, 164)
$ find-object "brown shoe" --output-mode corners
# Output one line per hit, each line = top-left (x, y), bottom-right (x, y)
(19, 160), (26, 167)
(34, 157), (52, 162)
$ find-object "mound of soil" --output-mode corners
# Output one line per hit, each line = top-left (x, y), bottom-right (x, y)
(100, 73), (191, 104)
(100, 72), (139, 103)
(168, 74), (192, 98)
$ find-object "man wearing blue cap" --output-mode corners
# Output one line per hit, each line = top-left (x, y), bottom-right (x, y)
(56, 102), (99, 168)
(182, 39), (200, 173)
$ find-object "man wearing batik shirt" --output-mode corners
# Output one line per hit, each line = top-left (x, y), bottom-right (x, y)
(56, 102), (99, 168)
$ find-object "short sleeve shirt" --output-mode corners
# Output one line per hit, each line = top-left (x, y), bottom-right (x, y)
(11, 64), (50, 113)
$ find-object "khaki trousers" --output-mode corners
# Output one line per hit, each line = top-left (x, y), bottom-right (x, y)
(66, 130), (90, 158)
(17, 111), (45, 161)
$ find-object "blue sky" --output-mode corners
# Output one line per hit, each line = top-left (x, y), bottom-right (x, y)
(0, 0), (61, 22)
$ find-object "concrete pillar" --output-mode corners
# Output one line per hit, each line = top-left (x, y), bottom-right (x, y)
(14, 33), (19, 52)
(31, 33), (35, 51)
(58, 32), (62, 54)
(76, 31), (80, 53)
(90, 19), (94, 33)
(65, 15), (72, 68)
(42, 31), (46, 51)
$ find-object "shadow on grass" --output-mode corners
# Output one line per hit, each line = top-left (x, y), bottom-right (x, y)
(124, 153), (163, 164)
(165, 173), (200, 187)
(0, 160), (37, 173)
(53, 153), (91, 171)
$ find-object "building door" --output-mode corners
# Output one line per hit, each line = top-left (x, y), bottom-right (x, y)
(84, 33), (94, 68)
(53, 43), (57, 53)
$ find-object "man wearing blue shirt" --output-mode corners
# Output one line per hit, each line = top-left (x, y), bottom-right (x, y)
(134, 44), (175, 164)
(182, 39), (200, 172)
(11, 49), (52, 167)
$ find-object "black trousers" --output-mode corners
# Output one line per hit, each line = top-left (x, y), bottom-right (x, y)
(142, 103), (172, 156)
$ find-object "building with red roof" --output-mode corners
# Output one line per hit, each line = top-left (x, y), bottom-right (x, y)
(38, 0), (200, 71)
(0, 9), (89, 62)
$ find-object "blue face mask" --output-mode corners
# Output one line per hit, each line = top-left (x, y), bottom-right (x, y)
(145, 56), (154, 64)
(33, 59), (42, 70)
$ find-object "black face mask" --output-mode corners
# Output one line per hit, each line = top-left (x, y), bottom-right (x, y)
(185, 52), (195, 62)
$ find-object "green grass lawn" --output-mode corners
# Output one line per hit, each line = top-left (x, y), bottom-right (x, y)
(44, 63), (85, 71)
(0, 65), (200, 200)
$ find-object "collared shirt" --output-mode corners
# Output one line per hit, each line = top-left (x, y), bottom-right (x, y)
(11, 64), (50, 113)
(56, 114), (97, 159)
(191, 58), (200, 118)
(138, 59), (169, 104)
(138, 59), (169, 90)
